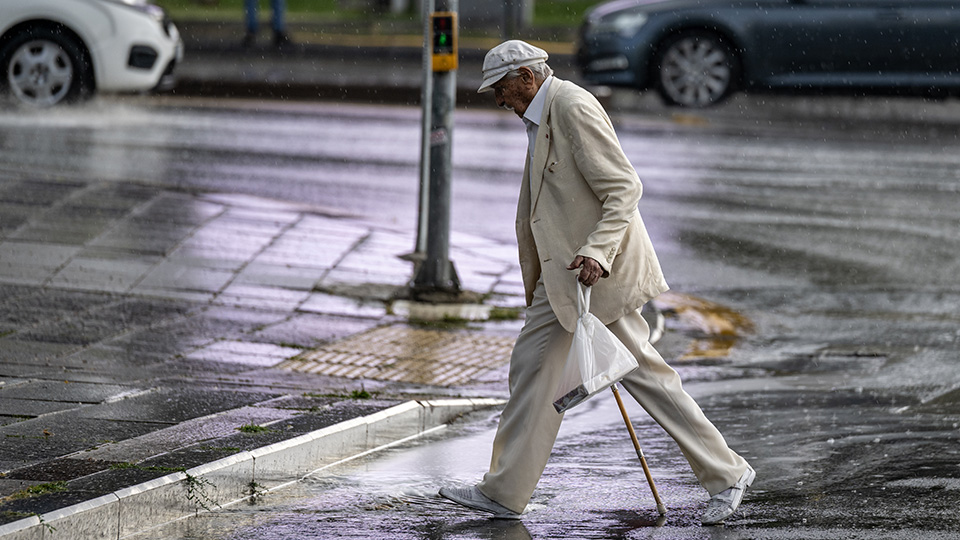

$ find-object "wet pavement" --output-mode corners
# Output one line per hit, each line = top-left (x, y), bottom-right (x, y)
(4, 94), (960, 538)
(123, 379), (960, 540)
(0, 178), (525, 534)
(2, 17), (960, 539)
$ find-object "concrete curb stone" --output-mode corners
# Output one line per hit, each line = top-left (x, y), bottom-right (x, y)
(0, 398), (503, 539)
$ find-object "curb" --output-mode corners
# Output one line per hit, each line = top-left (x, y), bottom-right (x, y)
(0, 398), (503, 539)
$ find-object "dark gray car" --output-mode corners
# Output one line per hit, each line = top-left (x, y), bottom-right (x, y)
(577, 0), (960, 107)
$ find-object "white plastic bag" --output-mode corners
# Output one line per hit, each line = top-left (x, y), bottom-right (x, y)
(553, 282), (639, 413)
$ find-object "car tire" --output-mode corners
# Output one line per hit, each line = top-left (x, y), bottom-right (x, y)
(654, 31), (738, 108)
(0, 26), (94, 107)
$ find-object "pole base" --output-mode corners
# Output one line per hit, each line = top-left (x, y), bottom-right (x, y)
(411, 258), (461, 300)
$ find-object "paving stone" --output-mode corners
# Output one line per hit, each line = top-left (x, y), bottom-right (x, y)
(0, 289), (117, 328)
(0, 339), (77, 362)
(249, 312), (381, 347)
(262, 395), (341, 411)
(144, 358), (257, 377)
(0, 284), (34, 301)
(280, 400), (399, 433)
(297, 292), (389, 319)
(0, 202), (34, 235)
(11, 226), (97, 247)
(0, 242), (81, 274)
(75, 405), (295, 463)
(100, 308), (279, 355)
(0, 478), (44, 499)
(219, 205), (301, 226)
(4, 458), (115, 482)
(14, 298), (190, 346)
(131, 194), (224, 226)
(0, 365), (42, 380)
(321, 267), (411, 287)
(78, 387), (279, 424)
(135, 261), (235, 293)
(232, 262), (324, 290)
(58, 346), (171, 370)
(64, 183), (158, 213)
(48, 257), (154, 293)
(0, 179), (85, 207)
(66, 466), (169, 495)
(0, 490), (107, 525)
(134, 288), (216, 303)
(12, 216), (116, 245)
(184, 341), (301, 368)
(0, 416), (162, 471)
(214, 285), (310, 311)
(0, 398), (77, 418)
(0, 381), (137, 404)
(88, 219), (197, 256)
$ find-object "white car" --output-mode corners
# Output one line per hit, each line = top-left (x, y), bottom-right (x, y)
(0, 0), (183, 107)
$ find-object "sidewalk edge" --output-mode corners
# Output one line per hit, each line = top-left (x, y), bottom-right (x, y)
(0, 398), (505, 540)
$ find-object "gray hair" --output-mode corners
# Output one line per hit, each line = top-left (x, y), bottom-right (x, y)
(502, 62), (554, 84)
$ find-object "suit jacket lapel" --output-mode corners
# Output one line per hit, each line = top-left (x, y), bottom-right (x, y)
(529, 79), (563, 215)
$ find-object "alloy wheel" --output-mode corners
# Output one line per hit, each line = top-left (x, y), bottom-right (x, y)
(658, 35), (734, 107)
(7, 39), (75, 107)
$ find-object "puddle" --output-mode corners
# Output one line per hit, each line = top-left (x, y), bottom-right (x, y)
(656, 291), (754, 361)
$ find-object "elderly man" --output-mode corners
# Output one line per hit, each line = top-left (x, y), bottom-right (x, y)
(438, 40), (755, 525)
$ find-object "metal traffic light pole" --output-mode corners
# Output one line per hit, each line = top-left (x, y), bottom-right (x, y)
(414, 0), (434, 256)
(412, 0), (460, 298)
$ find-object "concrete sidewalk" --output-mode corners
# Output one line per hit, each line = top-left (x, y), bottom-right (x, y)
(0, 179), (522, 537)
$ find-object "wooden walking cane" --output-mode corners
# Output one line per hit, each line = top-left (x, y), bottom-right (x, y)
(611, 383), (667, 515)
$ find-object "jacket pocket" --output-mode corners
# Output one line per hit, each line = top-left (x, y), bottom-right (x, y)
(546, 160), (570, 175)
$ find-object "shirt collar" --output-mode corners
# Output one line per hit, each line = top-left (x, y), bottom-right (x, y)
(522, 76), (554, 127)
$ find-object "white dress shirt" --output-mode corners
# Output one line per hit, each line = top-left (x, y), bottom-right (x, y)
(522, 76), (554, 186)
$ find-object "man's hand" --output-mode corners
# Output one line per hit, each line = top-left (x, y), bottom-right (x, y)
(567, 256), (603, 286)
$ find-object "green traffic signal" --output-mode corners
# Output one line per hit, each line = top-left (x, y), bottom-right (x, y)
(433, 14), (454, 53)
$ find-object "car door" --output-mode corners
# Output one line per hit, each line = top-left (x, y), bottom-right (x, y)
(891, 0), (960, 79)
(748, 0), (909, 86)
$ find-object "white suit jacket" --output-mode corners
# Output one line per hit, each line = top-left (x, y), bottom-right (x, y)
(516, 78), (669, 332)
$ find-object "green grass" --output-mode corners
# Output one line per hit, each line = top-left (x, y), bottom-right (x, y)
(154, 0), (588, 27)
(534, 0), (596, 26)
(303, 390), (373, 400)
(410, 315), (472, 330)
(2, 482), (68, 502)
(109, 462), (187, 473)
(155, 0), (399, 21)
(237, 423), (272, 434)
(156, 0), (338, 14)
(488, 306), (523, 321)
(350, 389), (372, 399)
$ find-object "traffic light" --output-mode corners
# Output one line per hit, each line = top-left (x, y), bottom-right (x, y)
(431, 12), (457, 71)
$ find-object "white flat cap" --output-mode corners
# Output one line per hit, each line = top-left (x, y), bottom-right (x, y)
(478, 40), (549, 93)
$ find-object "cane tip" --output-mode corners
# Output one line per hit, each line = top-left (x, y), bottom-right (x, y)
(656, 503), (667, 515)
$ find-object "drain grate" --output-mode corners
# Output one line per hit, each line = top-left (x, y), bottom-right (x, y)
(277, 325), (515, 386)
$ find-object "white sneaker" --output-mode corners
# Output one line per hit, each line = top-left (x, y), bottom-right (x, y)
(438, 485), (522, 519)
(701, 464), (756, 525)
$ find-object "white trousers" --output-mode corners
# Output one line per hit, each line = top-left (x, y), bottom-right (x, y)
(477, 280), (748, 514)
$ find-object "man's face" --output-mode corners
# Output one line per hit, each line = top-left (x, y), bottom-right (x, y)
(492, 68), (537, 118)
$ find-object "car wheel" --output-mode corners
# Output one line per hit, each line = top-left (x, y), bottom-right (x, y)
(0, 27), (93, 107)
(654, 32), (738, 108)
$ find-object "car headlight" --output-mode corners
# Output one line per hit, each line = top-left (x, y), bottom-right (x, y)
(591, 12), (649, 38)
(101, 0), (166, 22)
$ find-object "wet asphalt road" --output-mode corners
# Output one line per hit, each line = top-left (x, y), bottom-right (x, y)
(3, 94), (960, 538)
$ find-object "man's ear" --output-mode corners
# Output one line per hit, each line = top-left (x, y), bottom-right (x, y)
(520, 66), (535, 86)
